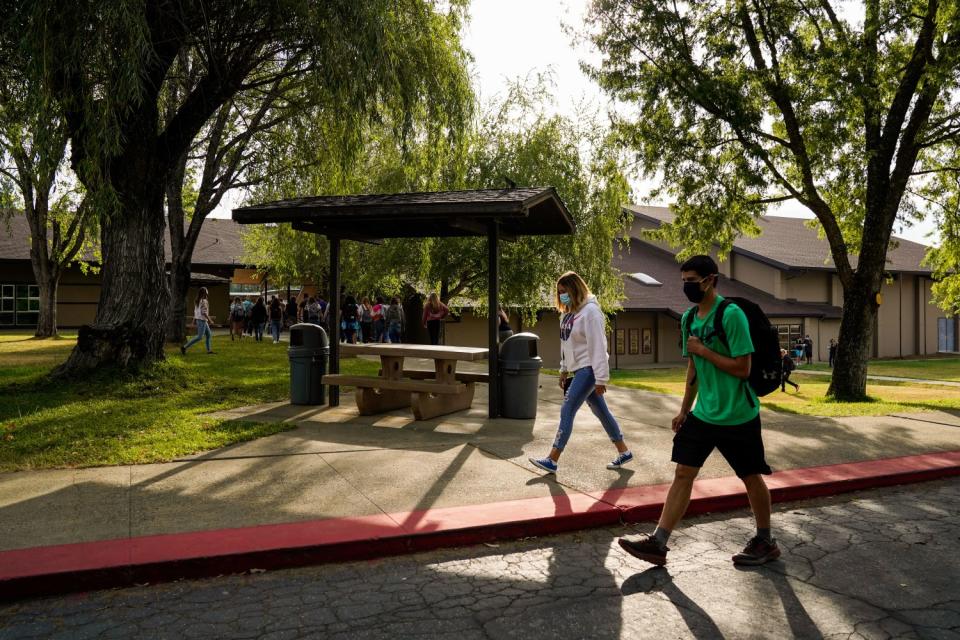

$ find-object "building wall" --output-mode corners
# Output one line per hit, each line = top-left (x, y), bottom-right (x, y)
(731, 254), (783, 298)
(785, 272), (830, 303)
(610, 311), (658, 368)
(658, 314), (683, 363)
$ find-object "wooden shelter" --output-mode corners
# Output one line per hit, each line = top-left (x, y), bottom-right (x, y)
(233, 187), (575, 417)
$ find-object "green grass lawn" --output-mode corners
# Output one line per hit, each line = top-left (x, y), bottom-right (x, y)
(798, 357), (960, 381)
(0, 331), (379, 472)
(545, 361), (960, 418)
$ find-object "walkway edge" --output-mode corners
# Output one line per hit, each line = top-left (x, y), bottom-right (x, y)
(2, 450), (958, 600)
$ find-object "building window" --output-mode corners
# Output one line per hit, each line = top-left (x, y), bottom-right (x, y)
(938, 318), (956, 352)
(0, 285), (13, 326)
(0, 285), (39, 326)
(774, 323), (802, 351)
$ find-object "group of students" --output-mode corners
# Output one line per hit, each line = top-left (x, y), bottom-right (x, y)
(533, 257), (781, 569)
(226, 295), (286, 343)
(302, 295), (407, 344)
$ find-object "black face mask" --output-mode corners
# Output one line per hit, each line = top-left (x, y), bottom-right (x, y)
(683, 281), (705, 303)
(682, 275), (714, 303)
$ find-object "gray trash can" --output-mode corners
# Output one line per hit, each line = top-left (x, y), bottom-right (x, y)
(499, 332), (542, 419)
(288, 323), (329, 405)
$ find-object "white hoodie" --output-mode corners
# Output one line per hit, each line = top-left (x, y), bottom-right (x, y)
(558, 295), (610, 384)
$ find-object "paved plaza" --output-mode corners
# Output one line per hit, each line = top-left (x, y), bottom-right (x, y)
(2, 479), (957, 639)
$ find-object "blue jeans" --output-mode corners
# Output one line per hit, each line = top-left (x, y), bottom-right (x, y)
(184, 320), (212, 352)
(373, 319), (386, 342)
(254, 322), (264, 341)
(552, 367), (623, 451)
(271, 320), (282, 342)
(388, 320), (402, 343)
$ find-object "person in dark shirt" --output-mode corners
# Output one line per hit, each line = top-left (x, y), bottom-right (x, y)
(781, 349), (799, 392)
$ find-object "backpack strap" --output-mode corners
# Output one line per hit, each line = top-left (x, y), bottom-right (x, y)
(682, 306), (696, 340)
(712, 298), (732, 350)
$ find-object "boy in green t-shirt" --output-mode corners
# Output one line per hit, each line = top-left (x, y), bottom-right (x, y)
(618, 255), (780, 567)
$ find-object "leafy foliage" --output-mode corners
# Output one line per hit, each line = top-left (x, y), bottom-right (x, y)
(242, 77), (632, 317)
(583, 0), (960, 399)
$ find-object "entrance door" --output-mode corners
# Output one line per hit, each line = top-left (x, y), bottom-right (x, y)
(938, 317), (956, 352)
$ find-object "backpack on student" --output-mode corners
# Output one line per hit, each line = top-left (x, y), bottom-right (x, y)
(683, 297), (783, 397)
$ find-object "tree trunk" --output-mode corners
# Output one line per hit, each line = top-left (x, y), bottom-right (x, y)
(166, 264), (191, 344)
(827, 276), (880, 401)
(34, 275), (59, 338)
(55, 185), (169, 375)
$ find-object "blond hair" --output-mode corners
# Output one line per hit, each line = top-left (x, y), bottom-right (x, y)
(427, 292), (442, 311)
(555, 271), (591, 312)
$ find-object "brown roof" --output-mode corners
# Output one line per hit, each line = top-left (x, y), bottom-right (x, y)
(627, 205), (932, 274)
(0, 215), (247, 267)
(233, 187), (575, 238)
(615, 238), (843, 319)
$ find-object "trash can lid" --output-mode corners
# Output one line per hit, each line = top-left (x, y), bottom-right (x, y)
(499, 332), (541, 361)
(290, 323), (329, 348)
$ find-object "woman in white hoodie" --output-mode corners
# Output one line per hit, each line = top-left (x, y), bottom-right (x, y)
(529, 271), (633, 474)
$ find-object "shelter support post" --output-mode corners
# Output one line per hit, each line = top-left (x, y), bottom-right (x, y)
(488, 221), (500, 418)
(329, 236), (340, 407)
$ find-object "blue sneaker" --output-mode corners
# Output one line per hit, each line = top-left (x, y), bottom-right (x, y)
(529, 456), (558, 474)
(607, 451), (634, 469)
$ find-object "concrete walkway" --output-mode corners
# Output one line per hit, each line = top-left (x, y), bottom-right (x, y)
(793, 367), (960, 387)
(1, 370), (959, 597)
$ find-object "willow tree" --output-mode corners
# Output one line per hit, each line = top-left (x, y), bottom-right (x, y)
(586, 1), (960, 400)
(0, 48), (96, 338)
(243, 79), (631, 316)
(4, 0), (471, 373)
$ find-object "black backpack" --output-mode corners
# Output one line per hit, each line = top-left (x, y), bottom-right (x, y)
(683, 297), (783, 398)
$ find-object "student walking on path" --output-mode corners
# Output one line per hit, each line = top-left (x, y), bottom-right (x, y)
(268, 296), (283, 343)
(341, 295), (361, 344)
(618, 255), (780, 567)
(250, 296), (267, 341)
(422, 293), (450, 345)
(372, 296), (386, 343)
(528, 271), (633, 474)
(828, 338), (838, 368)
(181, 287), (214, 355)
(780, 349), (799, 392)
(229, 297), (245, 341)
(385, 297), (405, 343)
(803, 334), (814, 365)
(359, 297), (374, 343)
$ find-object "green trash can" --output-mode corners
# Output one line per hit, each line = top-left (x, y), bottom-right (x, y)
(289, 323), (329, 405)
(499, 332), (542, 419)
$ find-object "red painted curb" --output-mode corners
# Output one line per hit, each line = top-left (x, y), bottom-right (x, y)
(0, 450), (957, 600)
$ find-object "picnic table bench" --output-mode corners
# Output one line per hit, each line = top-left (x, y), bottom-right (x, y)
(321, 343), (489, 420)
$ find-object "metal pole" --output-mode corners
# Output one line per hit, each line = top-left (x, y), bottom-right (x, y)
(329, 236), (341, 407)
(488, 221), (499, 418)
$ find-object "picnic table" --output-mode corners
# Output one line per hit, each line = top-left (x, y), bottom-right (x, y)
(321, 343), (489, 420)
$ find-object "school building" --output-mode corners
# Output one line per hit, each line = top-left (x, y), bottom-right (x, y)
(1, 206), (950, 368)
(446, 205), (947, 368)
(0, 216), (255, 329)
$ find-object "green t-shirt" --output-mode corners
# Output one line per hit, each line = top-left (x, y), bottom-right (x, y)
(681, 295), (759, 425)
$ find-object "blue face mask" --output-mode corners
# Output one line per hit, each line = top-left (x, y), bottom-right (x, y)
(559, 293), (571, 305)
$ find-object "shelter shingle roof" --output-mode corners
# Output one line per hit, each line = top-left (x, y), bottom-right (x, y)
(627, 205), (932, 274)
(233, 187), (575, 238)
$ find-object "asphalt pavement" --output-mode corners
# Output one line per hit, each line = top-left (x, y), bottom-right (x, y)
(2, 478), (957, 639)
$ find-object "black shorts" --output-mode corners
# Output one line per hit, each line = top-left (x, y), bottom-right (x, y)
(671, 413), (772, 478)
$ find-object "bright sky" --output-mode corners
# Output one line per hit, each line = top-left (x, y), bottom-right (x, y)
(461, 0), (941, 248)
